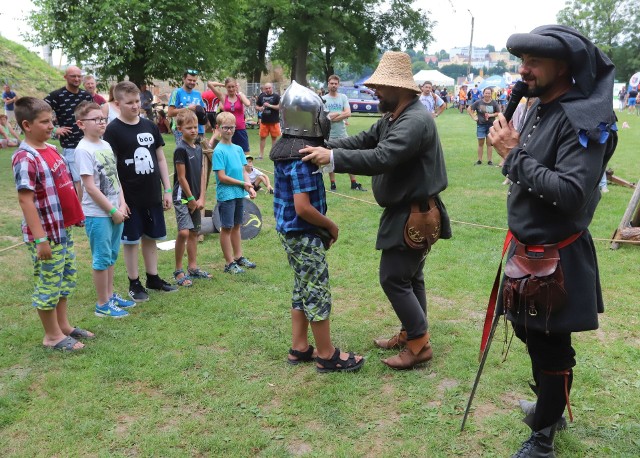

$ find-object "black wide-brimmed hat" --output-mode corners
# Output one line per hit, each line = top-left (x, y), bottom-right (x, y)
(506, 30), (570, 59)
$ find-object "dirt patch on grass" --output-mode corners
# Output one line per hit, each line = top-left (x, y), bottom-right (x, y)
(115, 414), (137, 435)
(472, 401), (499, 420)
(287, 440), (313, 455)
(437, 378), (459, 393)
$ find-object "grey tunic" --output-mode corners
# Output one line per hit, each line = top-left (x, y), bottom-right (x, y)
(498, 98), (617, 333)
(328, 98), (451, 250)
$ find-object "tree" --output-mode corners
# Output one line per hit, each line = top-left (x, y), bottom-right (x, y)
(28, 0), (231, 86)
(439, 64), (469, 80)
(436, 49), (450, 60)
(485, 44), (495, 53)
(557, 0), (640, 80)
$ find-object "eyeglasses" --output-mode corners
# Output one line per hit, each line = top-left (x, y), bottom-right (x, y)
(81, 117), (108, 124)
(220, 126), (235, 132)
(186, 69), (199, 75)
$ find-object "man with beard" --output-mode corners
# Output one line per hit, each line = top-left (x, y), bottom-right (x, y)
(488, 25), (617, 456)
(45, 66), (94, 197)
(301, 51), (451, 370)
(168, 70), (205, 144)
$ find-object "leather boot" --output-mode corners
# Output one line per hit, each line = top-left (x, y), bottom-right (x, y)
(511, 425), (557, 458)
(519, 400), (567, 431)
(381, 333), (432, 370)
(373, 330), (407, 350)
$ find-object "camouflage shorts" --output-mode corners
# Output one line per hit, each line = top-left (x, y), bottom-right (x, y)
(278, 232), (331, 321)
(28, 228), (77, 310)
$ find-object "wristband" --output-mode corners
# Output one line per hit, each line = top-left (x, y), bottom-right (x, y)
(164, 188), (172, 193)
(186, 196), (196, 202)
(109, 207), (118, 215)
(34, 236), (48, 244)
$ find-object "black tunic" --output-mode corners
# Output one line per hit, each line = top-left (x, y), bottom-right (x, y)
(498, 98), (617, 333)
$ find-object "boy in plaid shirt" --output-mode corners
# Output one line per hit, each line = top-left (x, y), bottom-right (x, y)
(274, 156), (364, 373)
(12, 97), (92, 351)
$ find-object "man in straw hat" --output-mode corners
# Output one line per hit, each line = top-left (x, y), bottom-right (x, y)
(301, 51), (451, 370)
(488, 25), (617, 456)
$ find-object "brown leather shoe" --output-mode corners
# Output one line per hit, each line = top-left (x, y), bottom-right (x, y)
(373, 330), (407, 350)
(382, 334), (432, 370)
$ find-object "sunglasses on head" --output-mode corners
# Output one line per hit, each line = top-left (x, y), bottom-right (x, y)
(186, 69), (199, 76)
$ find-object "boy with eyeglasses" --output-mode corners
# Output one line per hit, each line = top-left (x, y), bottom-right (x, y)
(213, 112), (256, 274)
(75, 101), (134, 317)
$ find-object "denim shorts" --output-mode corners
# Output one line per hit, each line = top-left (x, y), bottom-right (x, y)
(476, 123), (491, 139)
(85, 216), (124, 270)
(218, 198), (244, 229)
(63, 148), (80, 181)
(121, 203), (167, 244)
(28, 228), (77, 310)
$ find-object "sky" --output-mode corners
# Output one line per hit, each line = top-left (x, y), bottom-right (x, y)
(1, 0), (563, 63)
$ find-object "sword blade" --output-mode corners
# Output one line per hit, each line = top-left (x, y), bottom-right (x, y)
(460, 313), (500, 431)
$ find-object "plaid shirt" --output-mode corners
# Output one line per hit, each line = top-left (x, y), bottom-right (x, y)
(274, 160), (327, 233)
(12, 141), (68, 244)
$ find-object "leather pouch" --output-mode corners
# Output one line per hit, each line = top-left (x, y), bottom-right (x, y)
(502, 242), (567, 324)
(403, 198), (441, 252)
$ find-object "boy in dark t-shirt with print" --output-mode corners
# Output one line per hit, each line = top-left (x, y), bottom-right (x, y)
(12, 97), (92, 351)
(103, 81), (177, 302)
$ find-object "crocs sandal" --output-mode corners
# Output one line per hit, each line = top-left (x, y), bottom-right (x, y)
(188, 267), (212, 279)
(69, 327), (95, 340)
(287, 345), (315, 365)
(173, 269), (193, 287)
(316, 348), (365, 373)
(44, 336), (83, 352)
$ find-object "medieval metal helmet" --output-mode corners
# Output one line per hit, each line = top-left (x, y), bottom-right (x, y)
(280, 80), (330, 140)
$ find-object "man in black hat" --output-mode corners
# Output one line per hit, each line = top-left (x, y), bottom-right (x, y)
(489, 25), (617, 457)
(301, 51), (451, 371)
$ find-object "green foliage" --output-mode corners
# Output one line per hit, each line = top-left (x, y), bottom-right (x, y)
(0, 36), (64, 97)
(557, 0), (640, 81)
(440, 63), (470, 79)
(28, 0), (231, 85)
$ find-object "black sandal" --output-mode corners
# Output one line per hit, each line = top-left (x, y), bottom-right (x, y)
(316, 348), (365, 373)
(287, 345), (315, 365)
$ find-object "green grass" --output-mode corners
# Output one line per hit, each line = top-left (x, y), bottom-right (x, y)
(1, 109), (639, 457)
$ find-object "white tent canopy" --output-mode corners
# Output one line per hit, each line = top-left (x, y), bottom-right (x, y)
(413, 69), (455, 87)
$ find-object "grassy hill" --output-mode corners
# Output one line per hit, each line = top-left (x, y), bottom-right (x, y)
(0, 35), (64, 98)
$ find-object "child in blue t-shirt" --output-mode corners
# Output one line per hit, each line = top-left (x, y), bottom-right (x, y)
(212, 112), (256, 274)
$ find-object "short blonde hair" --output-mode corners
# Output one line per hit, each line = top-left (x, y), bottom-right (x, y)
(176, 109), (197, 127)
(216, 111), (235, 126)
(114, 81), (139, 101)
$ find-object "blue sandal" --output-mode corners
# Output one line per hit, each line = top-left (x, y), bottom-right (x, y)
(173, 270), (193, 287)
(188, 267), (212, 279)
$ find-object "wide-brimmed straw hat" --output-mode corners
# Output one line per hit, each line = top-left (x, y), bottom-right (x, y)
(364, 51), (420, 94)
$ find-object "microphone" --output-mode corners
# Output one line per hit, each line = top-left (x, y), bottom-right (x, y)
(503, 81), (528, 122)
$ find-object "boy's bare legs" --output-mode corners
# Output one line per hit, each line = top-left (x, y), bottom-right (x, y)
(92, 268), (110, 304)
(486, 142), (493, 163)
(175, 229), (189, 272)
(38, 300), (85, 349)
(477, 138), (485, 162)
(186, 231), (198, 270)
(141, 238), (159, 275)
(259, 136), (267, 159)
(310, 319), (363, 363)
(123, 243), (140, 279)
(107, 265), (115, 298)
(230, 225), (242, 260)
(291, 309), (311, 354)
(220, 227), (234, 264)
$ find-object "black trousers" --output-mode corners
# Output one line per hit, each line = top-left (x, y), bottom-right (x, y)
(514, 324), (577, 431)
(379, 248), (428, 340)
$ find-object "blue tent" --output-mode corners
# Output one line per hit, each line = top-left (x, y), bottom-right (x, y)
(479, 75), (508, 91)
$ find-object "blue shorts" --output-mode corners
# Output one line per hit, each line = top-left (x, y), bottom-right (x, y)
(63, 148), (80, 182)
(85, 216), (124, 270)
(28, 228), (77, 310)
(121, 203), (167, 244)
(218, 198), (244, 229)
(476, 124), (491, 139)
(232, 129), (250, 152)
(628, 97), (637, 107)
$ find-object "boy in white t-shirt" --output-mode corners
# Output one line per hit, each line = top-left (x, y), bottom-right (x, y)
(244, 154), (273, 194)
(75, 101), (134, 318)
